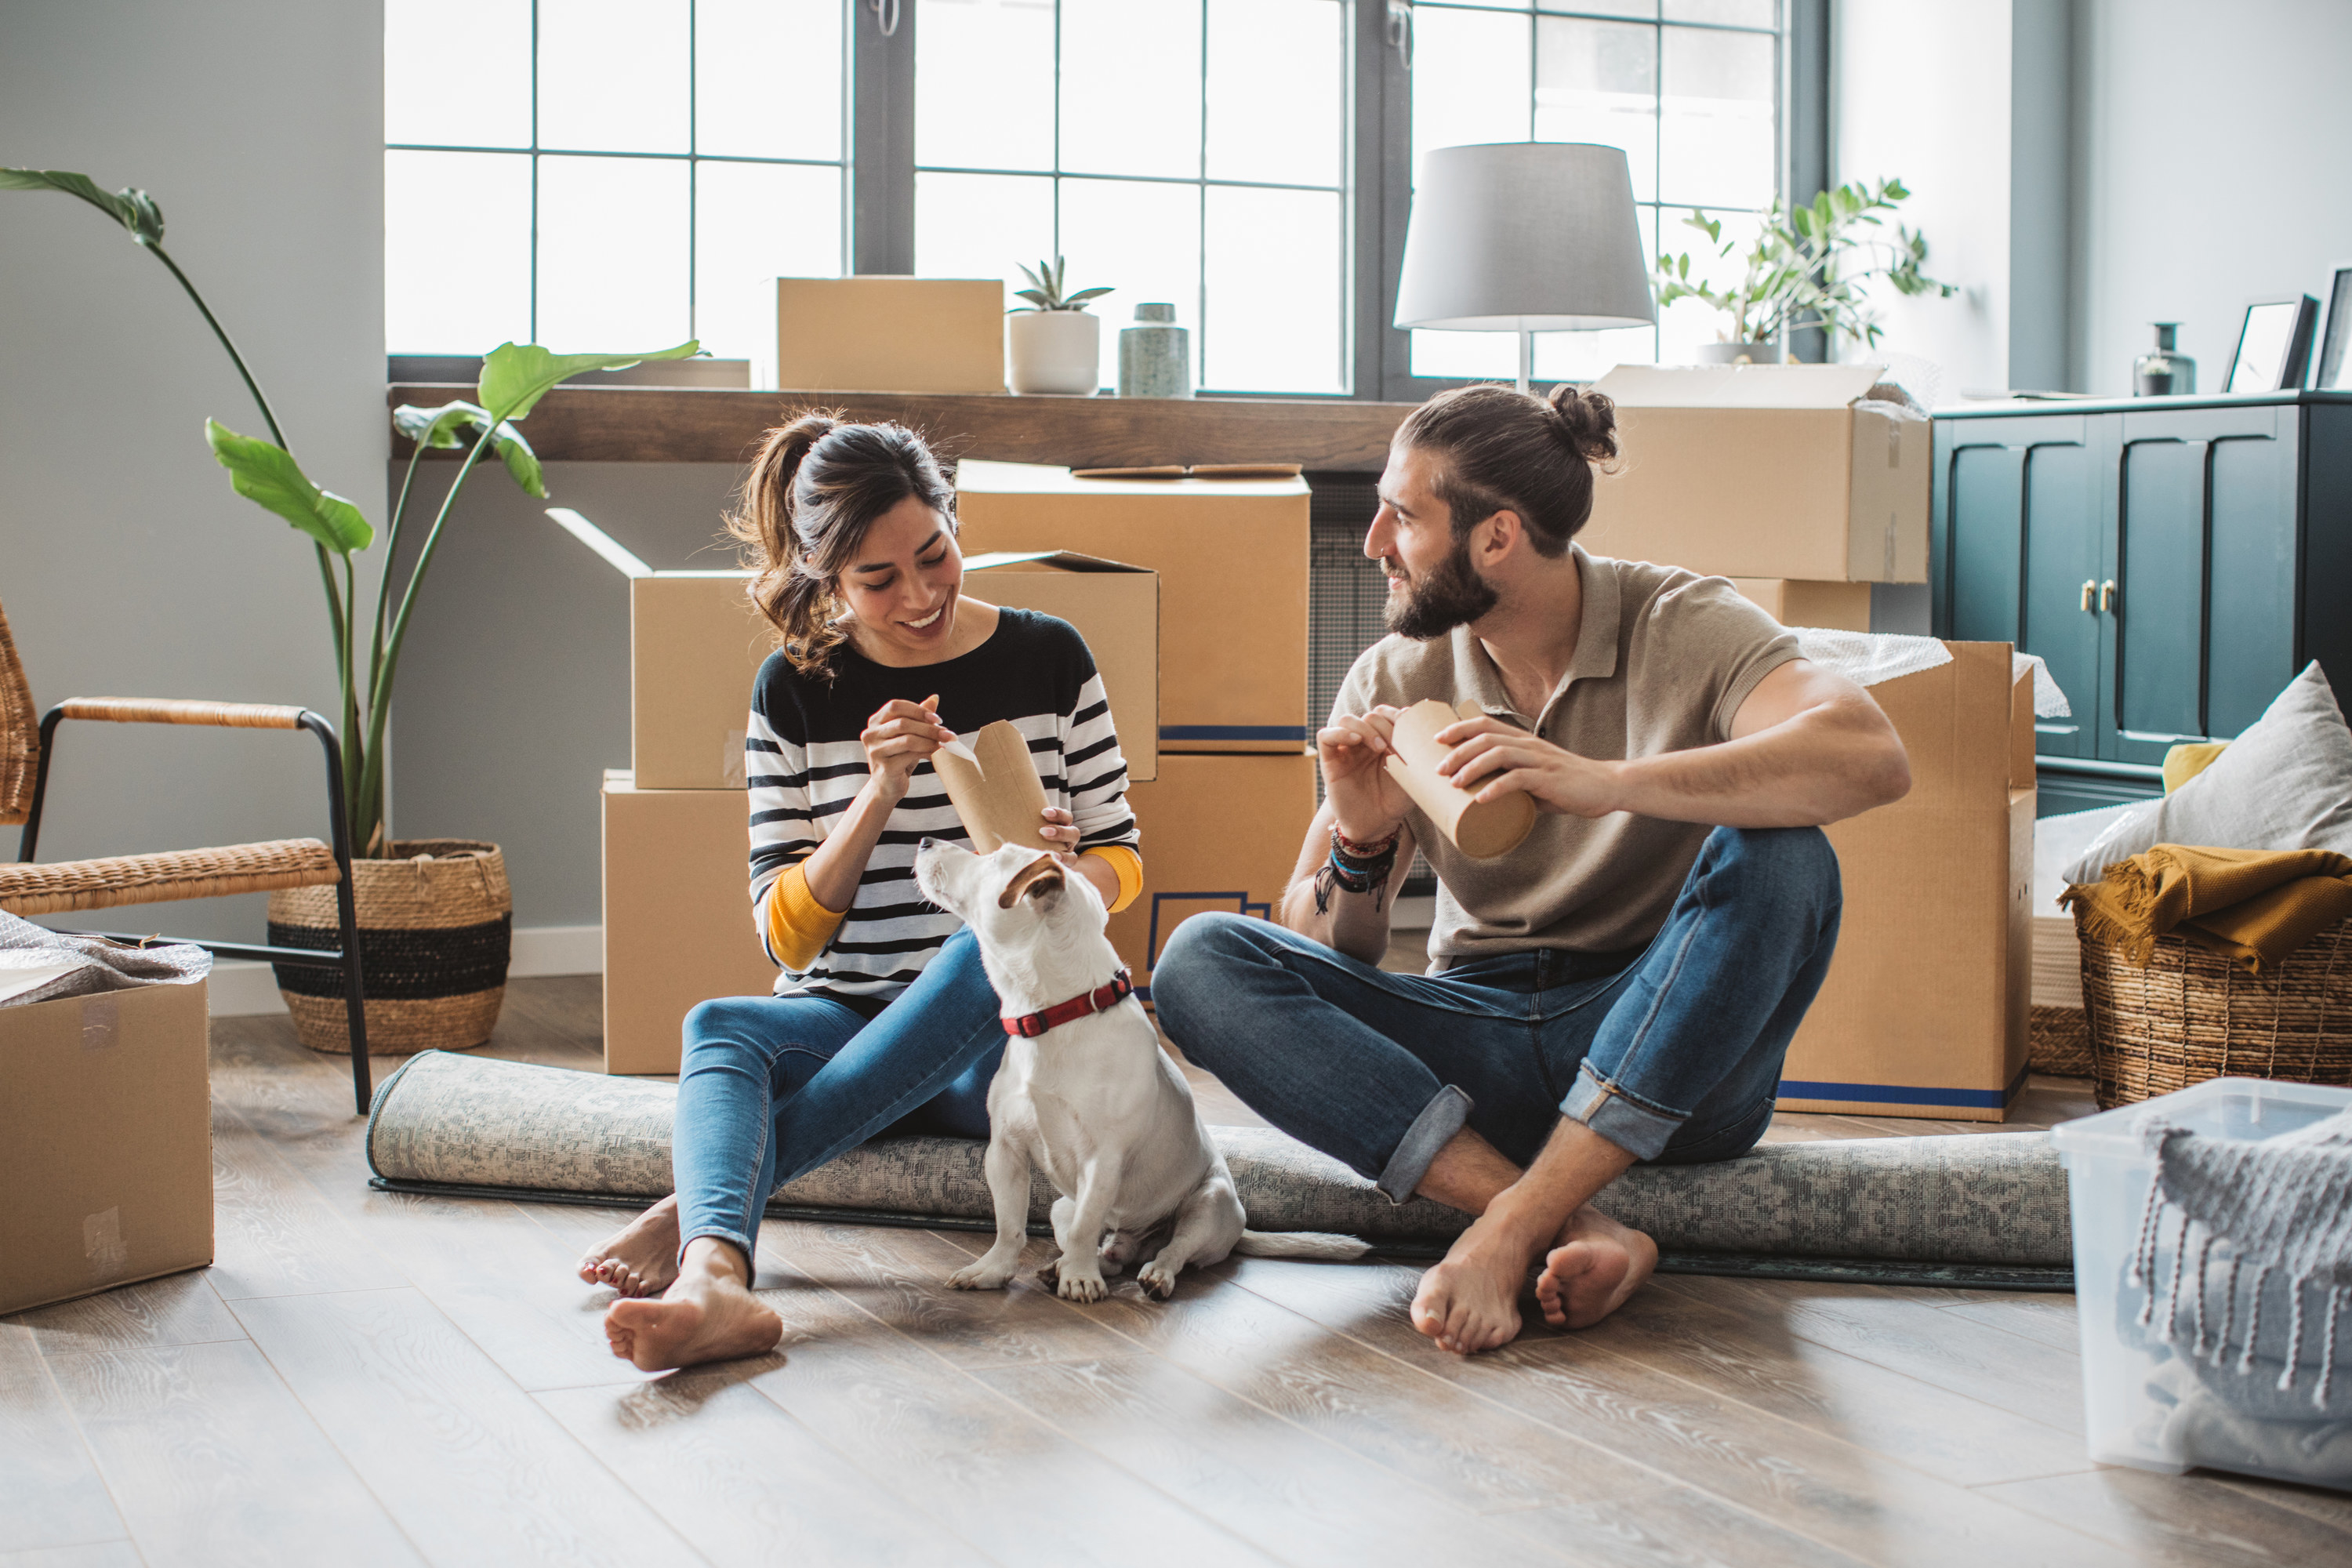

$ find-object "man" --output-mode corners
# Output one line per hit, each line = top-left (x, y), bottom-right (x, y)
(1152, 383), (1911, 1356)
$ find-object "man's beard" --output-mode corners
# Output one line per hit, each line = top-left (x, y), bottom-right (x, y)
(1384, 535), (1497, 640)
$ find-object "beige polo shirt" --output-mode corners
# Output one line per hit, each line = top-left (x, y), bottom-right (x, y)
(1333, 546), (1800, 963)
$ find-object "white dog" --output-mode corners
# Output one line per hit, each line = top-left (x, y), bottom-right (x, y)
(913, 838), (1367, 1302)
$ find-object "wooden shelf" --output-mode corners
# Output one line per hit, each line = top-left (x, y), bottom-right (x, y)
(387, 384), (1418, 472)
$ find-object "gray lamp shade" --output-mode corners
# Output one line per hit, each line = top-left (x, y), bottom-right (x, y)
(1395, 142), (1656, 332)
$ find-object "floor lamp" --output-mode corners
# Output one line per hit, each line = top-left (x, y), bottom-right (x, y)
(1394, 142), (1657, 394)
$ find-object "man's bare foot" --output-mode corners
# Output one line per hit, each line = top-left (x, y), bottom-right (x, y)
(579, 1194), (681, 1298)
(603, 1237), (782, 1372)
(1534, 1206), (1657, 1330)
(1410, 1210), (1541, 1356)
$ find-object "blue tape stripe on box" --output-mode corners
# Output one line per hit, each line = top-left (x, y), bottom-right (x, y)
(1159, 725), (1312, 742)
(1777, 1062), (2032, 1109)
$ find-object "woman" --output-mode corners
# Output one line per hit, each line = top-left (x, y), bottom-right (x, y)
(589, 414), (1143, 1371)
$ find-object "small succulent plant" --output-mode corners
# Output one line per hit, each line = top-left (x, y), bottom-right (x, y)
(1012, 256), (1112, 313)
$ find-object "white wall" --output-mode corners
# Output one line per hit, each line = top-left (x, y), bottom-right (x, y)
(1832, 0), (2016, 398)
(0, 1), (386, 942)
(2070, 0), (2352, 394)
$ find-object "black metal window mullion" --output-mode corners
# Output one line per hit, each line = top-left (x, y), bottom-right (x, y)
(529, 0), (540, 343)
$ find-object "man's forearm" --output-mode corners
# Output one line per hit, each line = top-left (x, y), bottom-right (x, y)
(1276, 805), (1414, 965)
(1608, 694), (1907, 828)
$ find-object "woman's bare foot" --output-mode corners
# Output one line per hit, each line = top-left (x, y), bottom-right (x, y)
(1533, 1206), (1657, 1330)
(603, 1236), (782, 1372)
(1409, 1210), (1541, 1356)
(578, 1194), (681, 1298)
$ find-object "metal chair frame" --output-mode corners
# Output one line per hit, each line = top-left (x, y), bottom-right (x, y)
(16, 706), (373, 1112)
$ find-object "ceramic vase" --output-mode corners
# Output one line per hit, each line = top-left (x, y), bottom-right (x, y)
(1694, 339), (1785, 365)
(2134, 323), (2195, 397)
(1007, 310), (1101, 395)
(1118, 303), (1192, 398)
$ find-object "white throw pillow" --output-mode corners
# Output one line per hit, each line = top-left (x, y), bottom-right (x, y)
(2060, 662), (2352, 884)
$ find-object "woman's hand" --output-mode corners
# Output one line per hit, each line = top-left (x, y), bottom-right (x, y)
(1040, 807), (1125, 907)
(1435, 715), (1624, 819)
(861, 692), (953, 807)
(1039, 804), (1083, 854)
(1316, 706), (1414, 844)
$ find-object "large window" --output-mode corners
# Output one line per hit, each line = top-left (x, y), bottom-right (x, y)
(385, 0), (1790, 394)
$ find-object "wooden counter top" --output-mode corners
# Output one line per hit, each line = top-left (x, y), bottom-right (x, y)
(388, 384), (1418, 471)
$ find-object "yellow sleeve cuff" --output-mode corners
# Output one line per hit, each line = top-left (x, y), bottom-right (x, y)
(764, 862), (848, 971)
(1083, 844), (1144, 915)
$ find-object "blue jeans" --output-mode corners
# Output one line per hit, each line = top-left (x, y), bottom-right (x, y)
(1152, 826), (1841, 1202)
(673, 927), (1006, 1265)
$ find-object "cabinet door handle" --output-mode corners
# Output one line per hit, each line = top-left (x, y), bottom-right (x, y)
(2100, 579), (2118, 613)
(2080, 579), (2097, 612)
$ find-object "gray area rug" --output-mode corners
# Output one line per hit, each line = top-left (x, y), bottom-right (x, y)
(368, 1051), (2074, 1276)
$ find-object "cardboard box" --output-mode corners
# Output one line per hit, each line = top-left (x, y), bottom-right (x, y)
(1778, 643), (2035, 1120)
(1109, 753), (1319, 1001)
(603, 773), (778, 1075)
(1580, 364), (1929, 583)
(548, 503), (1160, 790)
(1728, 577), (1873, 633)
(956, 461), (1311, 754)
(765, 276), (1004, 394)
(1, 981), (213, 1314)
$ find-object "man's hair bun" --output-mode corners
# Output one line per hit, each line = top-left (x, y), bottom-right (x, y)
(1545, 383), (1618, 464)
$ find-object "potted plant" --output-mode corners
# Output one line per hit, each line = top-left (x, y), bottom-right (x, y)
(1006, 256), (1112, 394)
(4, 165), (695, 1055)
(1654, 177), (1955, 364)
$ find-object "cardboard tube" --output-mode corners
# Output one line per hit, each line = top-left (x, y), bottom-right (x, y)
(1381, 699), (1536, 859)
(931, 720), (1056, 854)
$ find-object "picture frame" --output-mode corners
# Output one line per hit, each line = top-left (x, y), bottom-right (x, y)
(2226, 295), (2320, 393)
(2316, 265), (2352, 391)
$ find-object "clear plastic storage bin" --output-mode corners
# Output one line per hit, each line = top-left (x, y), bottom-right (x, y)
(2052, 1076), (2352, 1489)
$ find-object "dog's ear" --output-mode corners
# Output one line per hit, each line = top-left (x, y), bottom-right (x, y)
(998, 854), (1067, 909)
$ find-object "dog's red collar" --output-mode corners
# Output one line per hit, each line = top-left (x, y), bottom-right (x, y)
(1003, 969), (1134, 1039)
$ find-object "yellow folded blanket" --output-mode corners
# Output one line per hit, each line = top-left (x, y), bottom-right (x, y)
(2061, 845), (2352, 976)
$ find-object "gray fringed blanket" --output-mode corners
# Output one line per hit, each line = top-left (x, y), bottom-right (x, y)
(365, 1050), (2073, 1267)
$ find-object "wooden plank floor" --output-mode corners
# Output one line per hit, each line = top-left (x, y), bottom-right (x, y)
(6, 976), (2347, 1566)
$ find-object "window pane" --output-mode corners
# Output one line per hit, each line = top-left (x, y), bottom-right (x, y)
(385, 0), (530, 148)
(537, 0), (690, 154)
(1060, 0), (1203, 180)
(1540, 1), (1653, 16)
(1659, 24), (1774, 209)
(1535, 17), (1657, 202)
(1204, 0), (1342, 187)
(536, 155), (691, 349)
(695, 162), (842, 364)
(1411, 6), (1532, 180)
(1410, 328), (1517, 380)
(1203, 187), (1342, 393)
(915, 170), (1055, 301)
(1058, 177), (1201, 390)
(385, 151), (532, 352)
(696, 0), (842, 160)
(916, 0), (1055, 172)
(1662, 0), (1775, 26)
(1654, 205), (1763, 363)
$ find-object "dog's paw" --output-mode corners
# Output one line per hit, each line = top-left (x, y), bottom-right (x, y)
(947, 1262), (1014, 1291)
(1055, 1269), (1109, 1304)
(1135, 1262), (1178, 1301)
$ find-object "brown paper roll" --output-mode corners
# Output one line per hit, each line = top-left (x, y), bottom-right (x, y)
(931, 720), (1056, 854)
(1381, 699), (1537, 859)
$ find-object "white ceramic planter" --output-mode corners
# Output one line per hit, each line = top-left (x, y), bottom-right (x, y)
(1693, 339), (1786, 365)
(1007, 310), (1102, 394)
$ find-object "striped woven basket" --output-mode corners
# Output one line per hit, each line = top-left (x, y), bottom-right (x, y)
(267, 839), (511, 1055)
(2076, 911), (2352, 1109)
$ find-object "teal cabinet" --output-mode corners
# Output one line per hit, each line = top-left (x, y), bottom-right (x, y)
(1933, 392), (2350, 808)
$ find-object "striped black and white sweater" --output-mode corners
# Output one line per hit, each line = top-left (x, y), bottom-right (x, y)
(744, 608), (1139, 1001)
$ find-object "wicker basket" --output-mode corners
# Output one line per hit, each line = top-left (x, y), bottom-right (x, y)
(0, 598), (37, 827)
(2028, 1004), (2095, 1077)
(267, 839), (511, 1055)
(2076, 912), (2352, 1109)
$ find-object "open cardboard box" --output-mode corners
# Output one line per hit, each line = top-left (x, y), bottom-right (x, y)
(955, 460), (1310, 756)
(1779, 641), (2035, 1119)
(1727, 577), (1873, 633)
(550, 509), (1159, 789)
(760, 275), (1005, 393)
(0, 979), (213, 1313)
(1580, 364), (1929, 583)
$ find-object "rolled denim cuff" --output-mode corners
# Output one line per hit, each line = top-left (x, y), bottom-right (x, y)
(679, 1226), (757, 1272)
(1561, 1062), (1682, 1163)
(1376, 1084), (1473, 1205)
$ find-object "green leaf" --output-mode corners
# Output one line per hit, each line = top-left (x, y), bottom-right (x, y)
(392, 401), (546, 498)
(1061, 286), (1112, 307)
(1012, 289), (1051, 307)
(476, 339), (700, 423)
(1, 167), (165, 244)
(205, 419), (372, 554)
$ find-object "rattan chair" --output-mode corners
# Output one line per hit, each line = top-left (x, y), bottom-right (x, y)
(0, 597), (372, 1111)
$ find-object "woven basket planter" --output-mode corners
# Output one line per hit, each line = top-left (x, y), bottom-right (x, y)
(2077, 912), (2352, 1109)
(2028, 1004), (2094, 1077)
(267, 838), (511, 1055)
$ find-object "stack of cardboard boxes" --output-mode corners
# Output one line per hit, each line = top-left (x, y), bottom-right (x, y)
(1582, 363), (2031, 1120)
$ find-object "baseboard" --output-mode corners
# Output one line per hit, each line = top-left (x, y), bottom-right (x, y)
(207, 923), (605, 1017)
